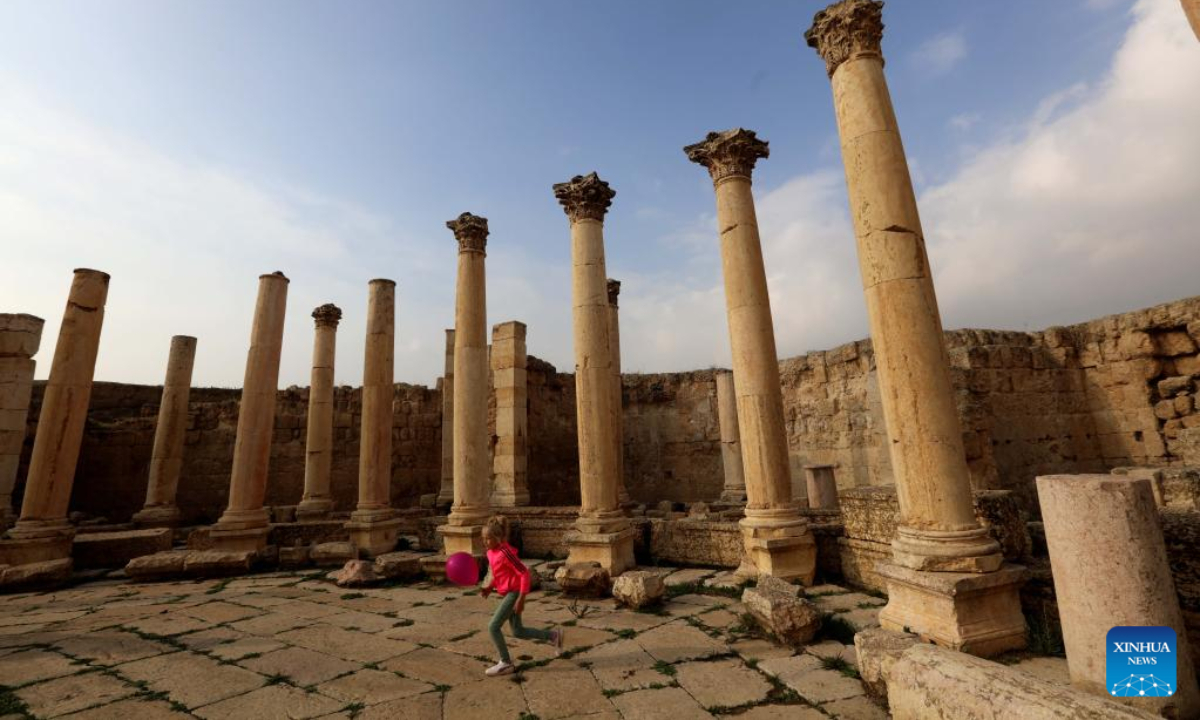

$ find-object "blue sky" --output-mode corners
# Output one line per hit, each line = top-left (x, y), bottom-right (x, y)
(1, 0), (1196, 387)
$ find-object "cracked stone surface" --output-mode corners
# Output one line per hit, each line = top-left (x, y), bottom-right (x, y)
(0, 572), (892, 719)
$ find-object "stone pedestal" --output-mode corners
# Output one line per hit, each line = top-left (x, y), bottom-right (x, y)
(554, 173), (635, 576)
(437, 328), (455, 508)
(0, 314), (43, 530)
(297, 304), (342, 521)
(715, 370), (746, 503)
(607, 279), (630, 506)
(440, 214), (492, 556)
(133, 335), (197, 528)
(684, 131), (814, 584)
(211, 272), (288, 554)
(6, 269), (109, 566)
(347, 280), (398, 557)
(804, 464), (839, 510)
(491, 321), (529, 507)
(876, 562), (1028, 658)
(1038, 473), (1200, 716)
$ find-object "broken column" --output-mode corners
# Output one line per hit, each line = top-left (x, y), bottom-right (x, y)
(715, 370), (746, 503)
(440, 213), (492, 556)
(807, 0), (1025, 654)
(684, 131), (815, 583)
(211, 272), (288, 553)
(437, 328), (455, 508)
(553, 173), (635, 575)
(132, 335), (198, 528)
(1038, 474), (1200, 717)
(0, 314), (43, 530)
(804, 464), (839, 510)
(346, 280), (401, 556)
(490, 321), (529, 507)
(5, 270), (109, 563)
(607, 279), (631, 505)
(297, 304), (342, 521)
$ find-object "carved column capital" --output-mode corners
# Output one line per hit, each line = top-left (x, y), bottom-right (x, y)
(553, 172), (616, 223)
(606, 279), (621, 307)
(312, 303), (343, 329)
(447, 213), (489, 254)
(805, 0), (885, 78)
(684, 128), (769, 184)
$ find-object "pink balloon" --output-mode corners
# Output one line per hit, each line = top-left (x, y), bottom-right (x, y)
(445, 552), (479, 587)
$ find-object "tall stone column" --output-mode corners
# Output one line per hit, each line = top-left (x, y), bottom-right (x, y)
(807, 0), (1025, 655)
(132, 335), (198, 528)
(1038, 474), (1200, 717)
(211, 272), (288, 553)
(0, 314), (44, 531)
(437, 328), (455, 508)
(346, 280), (401, 556)
(684, 131), (815, 583)
(553, 173), (635, 575)
(440, 213), (491, 556)
(7, 270), (109, 563)
(715, 370), (746, 503)
(490, 321), (529, 507)
(297, 304), (342, 521)
(606, 279), (631, 506)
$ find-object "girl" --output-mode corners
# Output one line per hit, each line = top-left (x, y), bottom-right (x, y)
(479, 515), (563, 676)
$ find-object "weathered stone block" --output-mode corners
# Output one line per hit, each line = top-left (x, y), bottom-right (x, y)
(854, 627), (918, 703)
(278, 545), (311, 568)
(72, 528), (173, 570)
(335, 559), (379, 587)
(554, 562), (610, 598)
(611, 570), (665, 609)
(125, 550), (188, 579)
(373, 551), (423, 579)
(311, 542), (358, 567)
(0, 558), (71, 589)
(183, 550), (255, 576)
(741, 575), (821, 646)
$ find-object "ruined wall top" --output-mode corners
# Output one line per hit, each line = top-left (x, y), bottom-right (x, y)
(684, 129), (769, 184)
(553, 172), (615, 223)
(446, 212), (489, 254)
(805, 0), (885, 78)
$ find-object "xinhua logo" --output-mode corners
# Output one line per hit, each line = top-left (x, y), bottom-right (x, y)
(1107, 626), (1177, 697)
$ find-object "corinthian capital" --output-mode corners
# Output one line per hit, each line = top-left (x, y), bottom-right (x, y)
(312, 303), (343, 329)
(606, 278), (621, 307)
(683, 129), (769, 184)
(446, 212), (489, 254)
(553, 172), (616, 223)
(805, 0), (885, 78)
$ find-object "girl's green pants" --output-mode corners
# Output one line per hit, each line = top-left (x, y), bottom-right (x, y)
(490, 591), (552, 663)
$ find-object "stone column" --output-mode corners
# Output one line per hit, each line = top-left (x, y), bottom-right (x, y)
(132, 335), (198, 528)
(296, 304), (342, 521)
(807, 0), (1025, 656)
(1184, 0), (1200, 41)
(440, 213), (492, 557)
(684, 131), (815, 583)
(7, 270), (109, 563)
(490, 321), (529, 507)
(715, 370), (746, 503)
(607, 279), (631, 506)
(804, 465), (839, 510)
(211, 272), (288, 553)
(346, 280), (401, 556)
(553, 173), (635, 575)
(0, 315), (44, 530)
(1038, 474), (1200, 717)
(437, 329), (455, 508)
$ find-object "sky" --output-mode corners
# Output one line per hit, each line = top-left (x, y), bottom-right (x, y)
(1, 0), (1197, 389)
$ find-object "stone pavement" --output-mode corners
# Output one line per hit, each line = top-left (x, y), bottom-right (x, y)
(0, 564), (896, 719)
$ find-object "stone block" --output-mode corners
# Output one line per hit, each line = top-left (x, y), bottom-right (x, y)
(741, 575), (821, 646)
(335, 559), (379, 587)
(183, 550), (255, 576)
(0, 558), (72, 589)
(278, 545), (311, 568)
(311, 542), (358, 566)
(72, 528), (173, 570)
(125, 550), (188, 579)
(1159, 376), (1194, 397)
(611, 570), (665, 609)
(853, 627), (918, 702)
(554, 562), (611, 598)
(374, 551), (423, 579)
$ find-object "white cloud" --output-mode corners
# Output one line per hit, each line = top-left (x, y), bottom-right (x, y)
(911, 30), (967, 76)
(948, 112), (982, 132)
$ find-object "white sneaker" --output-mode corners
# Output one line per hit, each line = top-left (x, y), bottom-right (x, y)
(485, 661), (514, 677)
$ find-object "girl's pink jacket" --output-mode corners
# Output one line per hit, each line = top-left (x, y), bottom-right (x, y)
(486, 542), (532, 595)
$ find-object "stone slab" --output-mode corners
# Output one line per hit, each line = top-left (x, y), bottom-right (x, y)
(73, 528), (172, 570)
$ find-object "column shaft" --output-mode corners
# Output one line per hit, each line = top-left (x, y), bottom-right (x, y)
(437, 329), (455, 506)
(356, 281), (395, 516)
(133, 335), (197, 526)
(298, 304), (341, 520)
(607, 280), (630, 505)
(12, 269), (109, 546)
(716, 370), (746, 502)
(491, 321), (528, 507)
(0, 315), (43, 529)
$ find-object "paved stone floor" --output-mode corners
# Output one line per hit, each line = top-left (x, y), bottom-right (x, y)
(0, 563), (902, 719)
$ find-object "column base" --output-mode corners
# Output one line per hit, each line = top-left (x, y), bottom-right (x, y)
(209, 525), (270, 554)
(735, 510), (816, 585)
(876, 561), (1028, 658)
(891, 525), (1004, 573)
(295, 498), (334, 522)
(490, 489), (530, 508)
(344, 517), (403, 557)
(435, 486), (455, 509)
(566, 525), (635, 576)
(439, 523), (486, 556)
(0, 522), (74, 566)
(720, 488), (748, 503)
(132, 505), (182, 528)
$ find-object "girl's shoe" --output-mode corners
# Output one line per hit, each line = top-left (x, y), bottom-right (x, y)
(486, 661), (514, 677)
